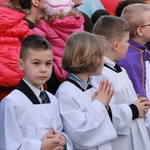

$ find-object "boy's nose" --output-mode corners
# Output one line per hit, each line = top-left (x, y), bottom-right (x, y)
(41, 65), (46, 72)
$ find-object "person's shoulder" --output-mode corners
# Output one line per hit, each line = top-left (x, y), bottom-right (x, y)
(102, 65), (125, 85)
(56, 81), (80, 95)
(1, 89), (24, 106)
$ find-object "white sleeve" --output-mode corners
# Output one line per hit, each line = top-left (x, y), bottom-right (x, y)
(110, 91), (132, 135)
(92, 74), (133, 135)
(145, 61), (150, 101)
(0, 99), (41, 150)
(110, 103), (132, 135)
(56, 88), (116, 149)
(52, 95), (73, 149)
(144, 108), (150, 138)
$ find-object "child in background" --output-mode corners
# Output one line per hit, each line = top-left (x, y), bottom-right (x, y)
(55, 31), (117, 150)
(18, 0), (47, 29)
(117, 4), (150, 101)
(93, 15), (150, 150)
(33, 0), (84, 95)
(0, 34), (73, 150)
(0, 0), (33, 100)
(115, 0), (150, 50)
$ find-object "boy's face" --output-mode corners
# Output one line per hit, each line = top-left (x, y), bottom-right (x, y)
(138, 12), (150, 44)
(19, 49), (53, 90)
(115, 32), (129, 61)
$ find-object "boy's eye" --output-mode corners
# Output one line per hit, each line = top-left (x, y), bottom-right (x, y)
(33, 62), (39, 65)
(46, 62), (52, 65)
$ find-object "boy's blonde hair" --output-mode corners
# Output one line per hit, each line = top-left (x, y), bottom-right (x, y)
(93, 15), (130, 43)
(62, 31), (109, 74)
(121, 3), (150, 38)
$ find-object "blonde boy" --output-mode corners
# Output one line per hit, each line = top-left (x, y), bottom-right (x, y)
(93, 15), (150, 150)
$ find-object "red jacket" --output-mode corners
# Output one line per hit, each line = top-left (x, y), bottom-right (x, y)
(0, 6), (33, 100)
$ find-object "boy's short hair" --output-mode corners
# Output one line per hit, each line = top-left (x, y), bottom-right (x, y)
(93, 15), (130, 43)
(121, 3), (150, 38)
(18, 0), (31, 10)
(20, 34), (52, 60)
(62, 31), (109, 74)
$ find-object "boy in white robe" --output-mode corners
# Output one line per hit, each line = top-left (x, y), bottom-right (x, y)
(55, 31), (117, 150)
(0, 34), (73, 150)
(93, 15), (150, 150)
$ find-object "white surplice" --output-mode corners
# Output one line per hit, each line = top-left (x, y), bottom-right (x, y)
(146, 61), (150, 101)
(0, 89), (73, 150)
(145, 61), (150, 137)
(92, 57), (150, 150)
(55, 80), (117, 150)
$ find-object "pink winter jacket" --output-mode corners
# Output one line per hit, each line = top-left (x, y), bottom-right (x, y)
(33, 15), (84, 82)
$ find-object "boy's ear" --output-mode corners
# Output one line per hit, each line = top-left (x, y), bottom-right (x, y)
(113, 41), (119, 52)
(136, 26), (144, 36)
(32, 0), (39, 7)
(18, 59), (24, 71)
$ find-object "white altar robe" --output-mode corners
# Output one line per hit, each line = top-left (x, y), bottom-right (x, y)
(55, 80), (117, 150)
(0, 89), (73, 150)
(92, 58), (150, 150)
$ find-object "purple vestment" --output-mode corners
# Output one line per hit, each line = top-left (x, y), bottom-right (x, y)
(118, 40), (150, 98)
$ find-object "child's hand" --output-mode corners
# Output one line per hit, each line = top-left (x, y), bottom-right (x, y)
(47, 128), (66, 148)
(133, 97), (150, 118)
(41, 128), (66, 150)
(93, 80), (114, 107)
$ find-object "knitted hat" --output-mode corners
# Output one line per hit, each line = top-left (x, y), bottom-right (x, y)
(44, 0), (74, 16)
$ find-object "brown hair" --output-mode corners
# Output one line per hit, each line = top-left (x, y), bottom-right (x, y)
(20, 34), (52, 60)
(62, 31), (109, 74)
(93, 15), (130, 43)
